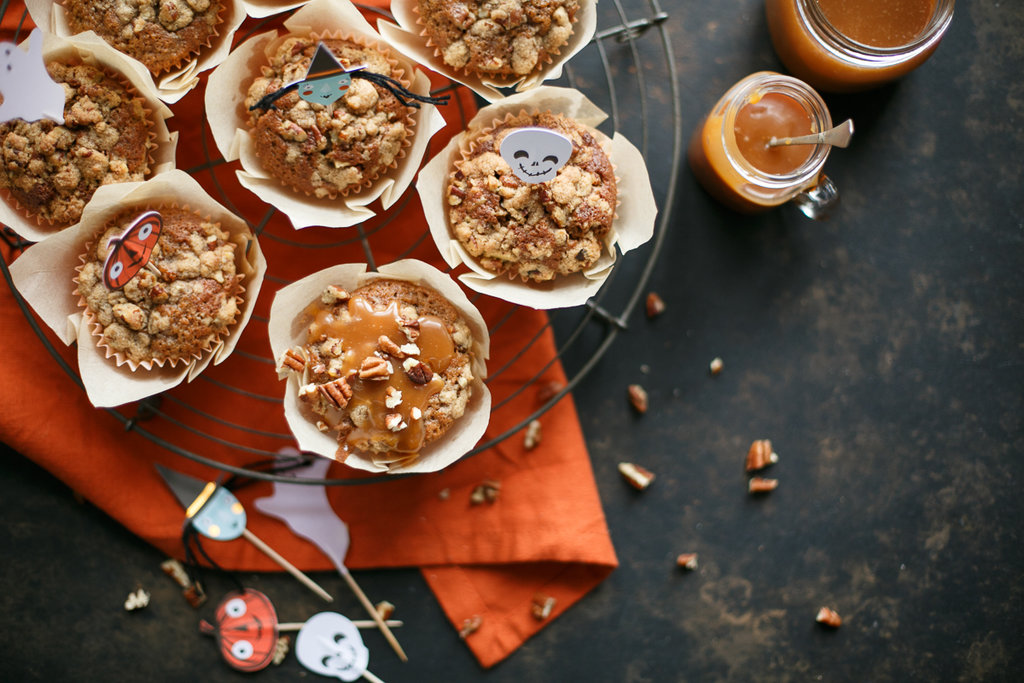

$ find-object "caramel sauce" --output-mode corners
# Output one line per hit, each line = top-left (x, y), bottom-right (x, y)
(305, 295), (455, 457)
(817, 0), (937, 48)
(734, 92), (814, 175)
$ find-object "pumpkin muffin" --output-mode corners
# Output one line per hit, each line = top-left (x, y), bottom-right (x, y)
(61, 0), (225, 75)
(75, 206), (243, 367)
(277, 278), (477, 470)
(0, 61), (154, 228)
(244, 35), (413, 199)
(446, 111), (616, 282)
(416, 0), (579, 78)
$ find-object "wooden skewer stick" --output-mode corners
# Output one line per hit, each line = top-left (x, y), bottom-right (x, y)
(768, 118), (854, 148)
(277, 620), (403, 631)
(241, 528), (333, 603)
(339, 566), (408, 662)
(362, 670), (386, 683)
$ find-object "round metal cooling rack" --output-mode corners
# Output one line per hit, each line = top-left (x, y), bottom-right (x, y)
(0, 0), (682, 485)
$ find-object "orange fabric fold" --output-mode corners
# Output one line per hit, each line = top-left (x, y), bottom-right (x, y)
(0, 3), (617, 668)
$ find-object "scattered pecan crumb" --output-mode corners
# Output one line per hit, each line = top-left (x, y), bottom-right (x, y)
(745, 439), (779, 471)
(320, 285), (350, 305)
(280, 347), (306, 372)
(438, 487), (451, 501)
(161, 558), (206, 607)
(535, 379), (565, 405)
(646, 292), (666, 318)
(748, 476), (779, 494)
(815, 606), (842, 628)
(618, 462), (655, 490)
(272, 636), (290, 665)
(459, 615), (483, 639)
(470, 480), (501, 504)
(531, 594), (557, 621)
(375, 600), (396, 620)
(627, 384), (649, 414)
(403, 358), (434, 384)
(676, 553), (699, 570)
(377, 334), (405, 358)
(319, 377), (354, 408)
(523, 419), (542, 450)
(384, 413), (407, 432)
(709, 357), (724, 375)
(124, 587), (150, 611)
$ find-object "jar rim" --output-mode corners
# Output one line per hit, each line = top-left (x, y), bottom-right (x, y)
(799, 0), (956, 60)
(719, 72), (833, 188)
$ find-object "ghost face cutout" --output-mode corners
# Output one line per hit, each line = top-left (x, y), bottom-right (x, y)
(296, 612), (370, 682)
(500, 127), (574, 184)
(298, 74), (353, 106)
(0, 29), (65, 125)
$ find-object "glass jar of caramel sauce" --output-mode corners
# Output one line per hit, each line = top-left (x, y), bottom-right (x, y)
(688, 71), (839, 218)
(765, 0), (955, 92)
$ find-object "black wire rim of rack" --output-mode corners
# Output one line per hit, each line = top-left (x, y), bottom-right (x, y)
(0, 0), (682, 485)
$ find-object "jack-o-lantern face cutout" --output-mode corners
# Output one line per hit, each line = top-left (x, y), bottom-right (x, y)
(102, 211), (162, 290)
(199, 589), (279, 672)
(500, 127), (574, 184)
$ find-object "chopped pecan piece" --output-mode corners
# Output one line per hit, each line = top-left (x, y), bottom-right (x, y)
(535, 379), (564, 405)
(318, 377), (353, 408)
(385, 386), (403, 409)
(645, 291), (666, 318)
(676, 553), (699, 570)
(400, 319), (421, 342)
(377, 334), (405, 358)
(618, 462), (655, 490)
(320, 285), (350, 305)
(470, 480), (501, 504)
(531, 594), (556, 621)
(815, 606), (842, 628)
(709, 356), (724, 375)
(746, 439), (779, 471)
(375, 601), (396, 620)
(359, 355), (392, 380)
(403, 359), (434, 385)
(384, 413), (407, 432)
(628, 384), (649, 414)
(459, 615), (482, 639)
(748, 476), (779, 494)
(523, 419), (542, 450)
(279, 347), (306, 372)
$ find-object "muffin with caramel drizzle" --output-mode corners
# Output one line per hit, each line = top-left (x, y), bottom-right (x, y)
(277, 278), (476, 470)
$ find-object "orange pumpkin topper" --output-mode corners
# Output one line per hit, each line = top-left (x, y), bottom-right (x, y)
(102, 211), (162, 290)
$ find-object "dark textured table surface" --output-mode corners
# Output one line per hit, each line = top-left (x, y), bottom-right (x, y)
(2, 1), (1022, 681)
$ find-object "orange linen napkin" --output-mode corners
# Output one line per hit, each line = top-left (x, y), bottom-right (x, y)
(0, 3), (617, 668)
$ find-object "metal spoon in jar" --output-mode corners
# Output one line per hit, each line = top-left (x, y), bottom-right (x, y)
(768, 118), (854, 148)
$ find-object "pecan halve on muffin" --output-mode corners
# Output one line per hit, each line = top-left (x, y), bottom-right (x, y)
(416, 0), (579, 78)
(447, 111), (616, 282)
(75, 206), (243, 366)
(244, 36), (413, 199)
(61, 0), (225, 75)
(277, 278), (476, 470)
(0, 61), (154, 227)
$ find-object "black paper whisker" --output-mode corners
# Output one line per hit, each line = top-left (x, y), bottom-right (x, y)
(248, 71), (450, 112)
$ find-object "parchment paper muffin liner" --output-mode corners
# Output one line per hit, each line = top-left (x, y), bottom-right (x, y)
(205, 0), (447, 229)
(418, 85), (657, 310)
(379, 0), (597, 102)
(0, 31), (177, 243)
(242, 29), (416, 201)
(26, 0), (248, 103)
(74, 203), (245, 374)
(268, 260), (491, 474)
(8, 170), (267, 408)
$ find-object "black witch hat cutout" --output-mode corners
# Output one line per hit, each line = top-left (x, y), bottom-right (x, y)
(249, 41), (449, 112)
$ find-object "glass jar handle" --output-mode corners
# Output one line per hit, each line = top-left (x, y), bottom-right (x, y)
(794, 173), (839, 220)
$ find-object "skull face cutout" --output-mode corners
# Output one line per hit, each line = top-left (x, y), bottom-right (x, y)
(500, 127), (574, 184)
(296, 612), (370, 682)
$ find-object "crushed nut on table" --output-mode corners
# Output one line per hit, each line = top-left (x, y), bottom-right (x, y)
(628, 384), (649, 414)
(745, 439), (779, 471)
(618, 462), (655, 490)
(815, 606), (842, 628)
(459, 615), (483, 639)
(470, 480), (501, 504)
(523, 419), (542, 450)
(676, 553), (699, 570)
(531, 594), (557, 621)
(646, 291), (666, 318)
(748, 476), (779, 494)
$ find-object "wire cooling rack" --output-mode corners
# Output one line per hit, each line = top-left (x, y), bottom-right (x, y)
(0, 0), (682, 484)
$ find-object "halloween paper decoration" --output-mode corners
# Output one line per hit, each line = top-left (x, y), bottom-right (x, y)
(155, 464), (334, 603)
(199, 589), (280, 673)
(296, 612), (383, 683)
(499, 127), (574, 184)
(254, 451), (408, 661)
(102, 211), (163, 290)
(249, 41), (450, 112)
(0, 29), (65, 125)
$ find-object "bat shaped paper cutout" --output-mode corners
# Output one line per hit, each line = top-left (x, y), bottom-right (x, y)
(500, 127), (574, 184)
(253, 451), (350, 572)
(296, 612), (370, 682)
(0, 29), (65, 125)
(103, 211), (163, 290)
(199, 589), (279, 672)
